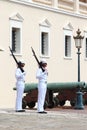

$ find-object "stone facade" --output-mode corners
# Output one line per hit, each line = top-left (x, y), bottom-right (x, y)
(0, 0), (87, 108)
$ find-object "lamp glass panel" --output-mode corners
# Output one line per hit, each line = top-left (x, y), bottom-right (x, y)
(75, 39), (82, 48)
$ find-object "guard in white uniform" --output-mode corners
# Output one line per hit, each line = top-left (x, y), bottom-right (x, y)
(15, 61), (26, 112)
(36, 60), (48, 114)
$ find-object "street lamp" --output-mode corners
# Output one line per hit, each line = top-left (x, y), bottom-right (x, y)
(73, 29), (84, 109)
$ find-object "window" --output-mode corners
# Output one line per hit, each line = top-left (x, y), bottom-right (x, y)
(65, 35), (71, 57)
(85, 38), (87, 58)
(12, 27), (20, 53)
(63, 23), (73, 59)
(9, 13), (24, 54)
(80, 0), (87, 3)
(84, 31), (87, 59)
(39, 19), (51, 57)
(41, 32), (48, 55)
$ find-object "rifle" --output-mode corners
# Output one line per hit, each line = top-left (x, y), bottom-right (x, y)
(31, 47), (45, 72)
(9, 46), (24, 73)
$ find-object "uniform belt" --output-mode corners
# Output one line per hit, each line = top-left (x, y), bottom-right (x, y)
(17, 80), (25, 82)
(40, 81), (47, 83)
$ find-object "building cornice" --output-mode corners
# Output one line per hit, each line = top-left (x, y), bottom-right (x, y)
(9, 0), (87, 19)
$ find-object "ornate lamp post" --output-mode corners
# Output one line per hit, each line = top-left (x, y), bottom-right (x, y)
(73, 29), (84, 109)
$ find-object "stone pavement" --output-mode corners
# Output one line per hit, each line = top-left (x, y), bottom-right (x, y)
(0, 107), (87, 130)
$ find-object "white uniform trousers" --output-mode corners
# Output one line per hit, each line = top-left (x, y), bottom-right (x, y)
(16, 81), (24, 111)
(37, 82), (47, 112)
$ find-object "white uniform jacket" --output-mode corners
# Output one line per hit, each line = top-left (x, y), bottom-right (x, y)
(36, 68), (48, 112)
(15, 68), (26, 111)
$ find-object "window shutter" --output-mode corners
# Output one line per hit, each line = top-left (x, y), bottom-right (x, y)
(86, 38), (87, 58)
(41, 32), (48, 56)
(12, 28), (20, 54)
(65, 35), (71, 57)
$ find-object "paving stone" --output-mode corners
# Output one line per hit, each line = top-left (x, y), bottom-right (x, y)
(0, 106), (87, 130)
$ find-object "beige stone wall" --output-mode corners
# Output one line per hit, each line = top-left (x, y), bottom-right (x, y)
(0, 0), (87, 108)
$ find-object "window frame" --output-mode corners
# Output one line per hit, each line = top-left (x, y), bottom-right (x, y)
(40, 25), (50, 58)
(84, 31), (87, 60)
(10, 20), (22, 55)
(63, 29), (73, 59)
